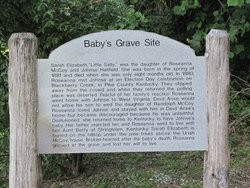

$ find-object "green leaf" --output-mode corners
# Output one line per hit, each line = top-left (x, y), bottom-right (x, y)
(130, 0), (138, 4)
(194, 0), (201, 7)
(173, 6), (186, 16)
(213, 10), (219, 17)
(229, 51), (235, 58)
(246, 0), (250, 3)
(234, 44), (244, 55)
(227, 0), (244, 6)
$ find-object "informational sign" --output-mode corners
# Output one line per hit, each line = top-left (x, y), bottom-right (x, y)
(37, 30), (207, 154)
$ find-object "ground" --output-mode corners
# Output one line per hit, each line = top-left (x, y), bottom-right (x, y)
(42, 151), (250, 188)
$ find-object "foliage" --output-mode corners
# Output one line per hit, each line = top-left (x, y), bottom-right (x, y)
(131, 0), (250, 59)
(0, 38), (9, 187)
(229, 75), (250, 151)
(31, 0), (147, 57)
(0, 40), (8, 127)
(227, 0), (250, 7)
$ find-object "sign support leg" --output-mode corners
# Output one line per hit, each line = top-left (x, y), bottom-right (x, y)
(203, 29), (230, 188)
(8, 33), (42, 188)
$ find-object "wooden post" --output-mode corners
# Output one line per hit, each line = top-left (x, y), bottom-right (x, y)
(203, 30), (230, 188)
(8, 33), (42, 188)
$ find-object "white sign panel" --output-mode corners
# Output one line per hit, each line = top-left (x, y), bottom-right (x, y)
(37, 30), (207, 154)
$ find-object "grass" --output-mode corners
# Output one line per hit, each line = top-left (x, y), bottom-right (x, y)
(1, 129), (249, 188)
(43, 152), (205, 188)
(41, 123), (249, 188)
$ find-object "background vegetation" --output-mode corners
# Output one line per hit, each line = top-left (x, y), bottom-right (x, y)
(0, 0), (249, 187)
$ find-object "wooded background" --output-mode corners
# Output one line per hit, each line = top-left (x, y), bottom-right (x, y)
(0, 0), (249, 187)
